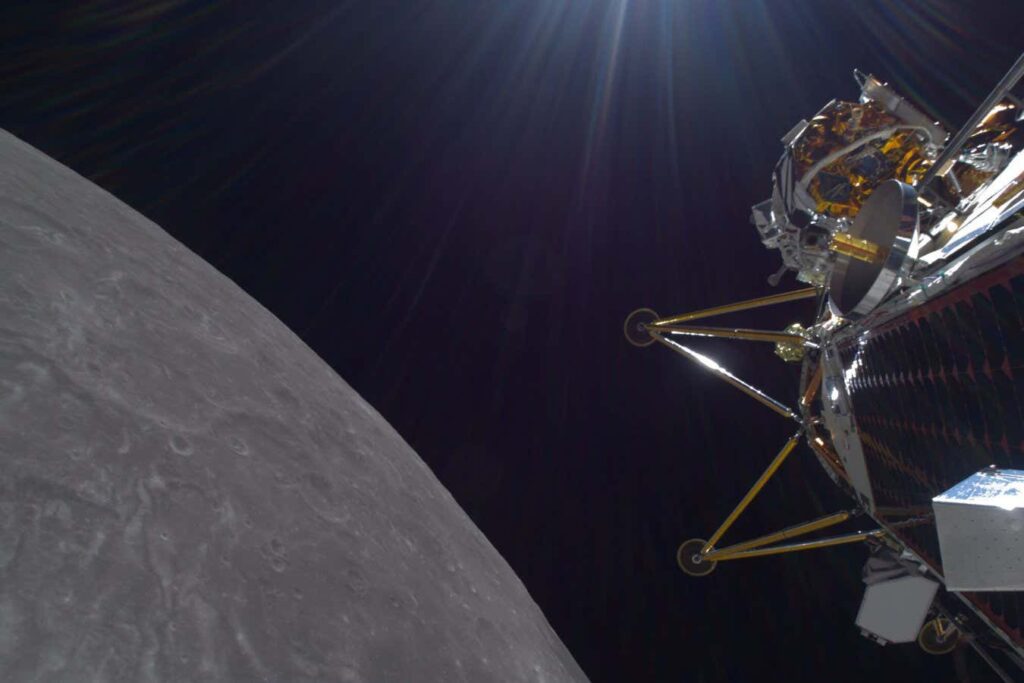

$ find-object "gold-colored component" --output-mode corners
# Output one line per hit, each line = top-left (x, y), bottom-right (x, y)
(652, 334), (799, 420)
(623, 308), (659, 347)
(704, 511), (851, 560)
(773, 322), (807, 362)
(829, 231), (887, 264)
(801, 360), (823, 407)
(676, 538), (717, 577)
(706, 529), (885, 561)
(654, 324), (806, 345)
(650, 287), (818, 327)
(675, 427), (886, 570)
(918, 616), (959, 655)
(631, 289), (882, 573)
(806, 427), (850, 484)
(793, 100), (933, 218)
(701, 433), (802, 554)
(685, 431), (887, 567)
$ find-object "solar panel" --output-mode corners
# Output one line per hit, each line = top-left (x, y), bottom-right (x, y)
(839, 255), (1024, 645)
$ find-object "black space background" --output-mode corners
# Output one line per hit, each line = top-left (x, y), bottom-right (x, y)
(3, 1), (1023, 681)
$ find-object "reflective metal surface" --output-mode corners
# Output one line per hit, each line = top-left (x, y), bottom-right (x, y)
(829, 180), (919, 319)
(651, 334), (799, 420)
(629, 51), (1024, 677)
(856, 575), (940, 645)
(916, 153), (1024, 270)
(654, 324), (806, 345)
(820, 343), (875, 510)
(933, 469), (1024, 591)
(917, 51), (1024, 190)
(829, 212), (1024, 345)
(831, 247), (1024, 654)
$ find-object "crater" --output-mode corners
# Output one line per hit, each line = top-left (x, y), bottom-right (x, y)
(227, 436), (249, 456)
(169, 434), (194, 456)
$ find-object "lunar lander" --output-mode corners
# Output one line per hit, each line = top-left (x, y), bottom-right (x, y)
(626, 54), (1024, 679)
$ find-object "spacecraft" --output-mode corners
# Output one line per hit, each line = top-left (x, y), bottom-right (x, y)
(626, 54), (1024, 679)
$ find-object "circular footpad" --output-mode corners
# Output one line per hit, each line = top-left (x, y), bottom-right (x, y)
(624, 308), (660, 347)
(676, 538), (717, 577)
(918, 617), (959, 655)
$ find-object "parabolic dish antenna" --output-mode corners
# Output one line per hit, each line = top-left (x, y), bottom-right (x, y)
(828, 179), (919, 319)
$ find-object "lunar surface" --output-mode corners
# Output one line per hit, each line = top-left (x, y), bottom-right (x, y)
(0, 130), (588, 683)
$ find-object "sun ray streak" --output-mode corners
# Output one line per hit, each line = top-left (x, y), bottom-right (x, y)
(578, 0), (630, 198)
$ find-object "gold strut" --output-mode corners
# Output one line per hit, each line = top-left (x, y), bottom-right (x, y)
(701, 433), (803, 554)
(632, 286), (889, 568)
(692, 432), (885, 563)
(704, 511), (851, 560)
(650, 287), (818, 327)
(652, 324), (807, 345)
(707, 529), (886, 561)
(801, 360), (824, 408)
(806, 429), (850, 484)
